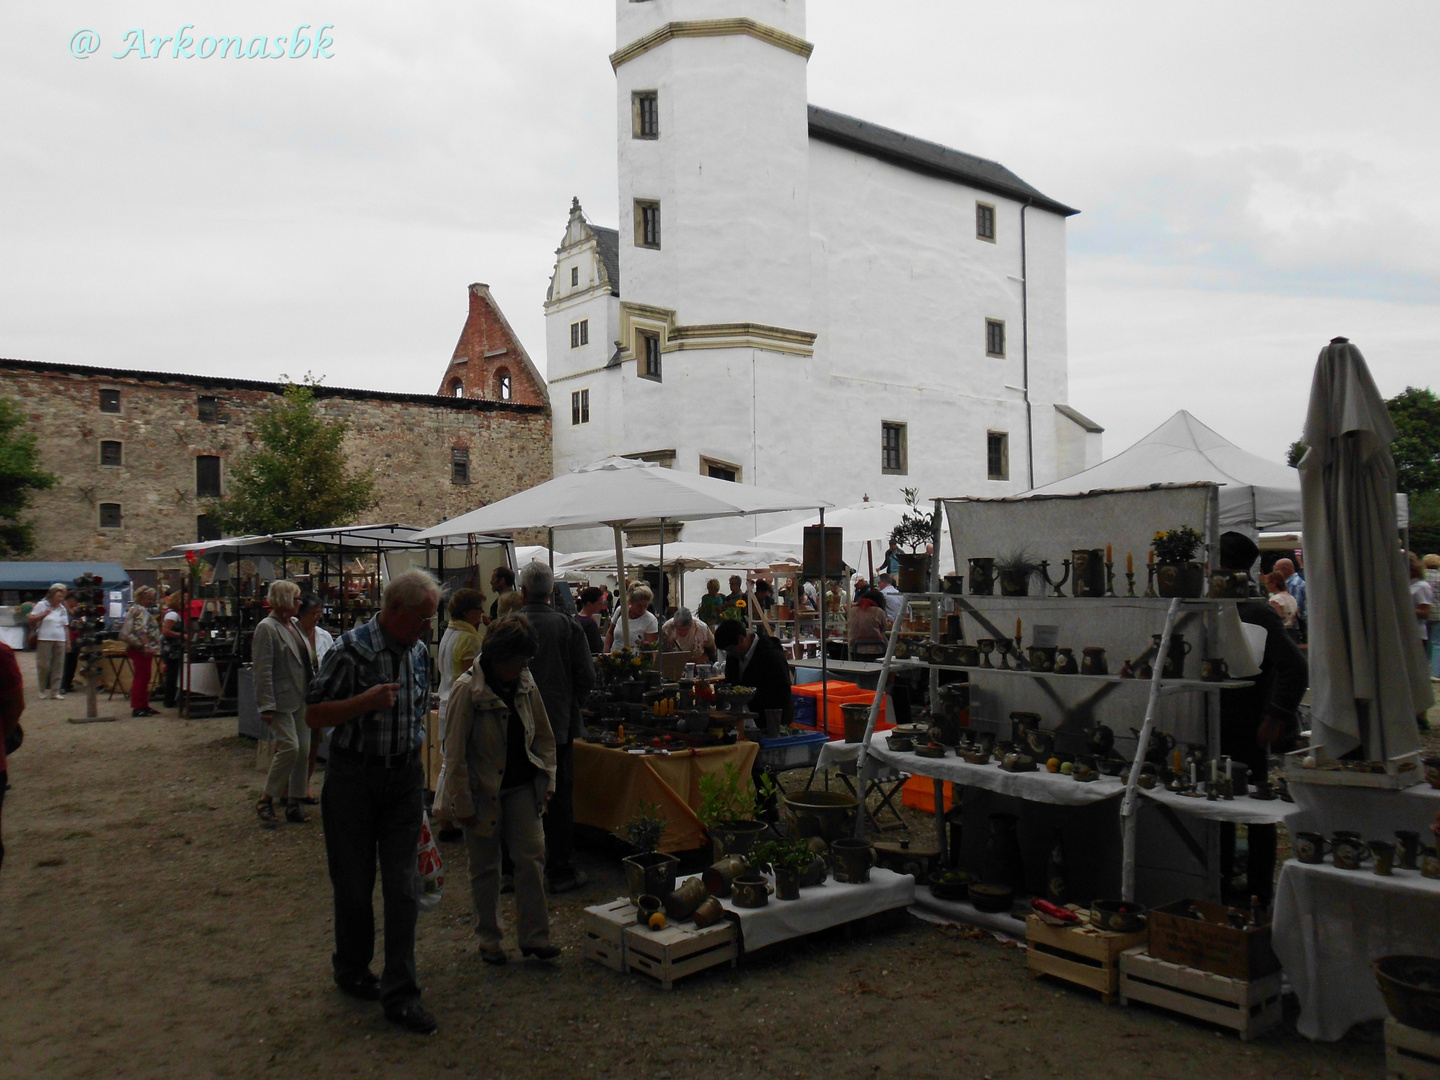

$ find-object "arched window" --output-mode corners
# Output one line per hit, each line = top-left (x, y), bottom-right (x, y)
(449, 378), (464, 398)
(496, 368), (512, 401)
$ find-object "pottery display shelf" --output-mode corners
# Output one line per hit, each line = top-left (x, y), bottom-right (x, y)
(861, 741), (1127, 808)
(1135, 785), (1300, 826)
(716, 868), (915, 953)
(889, 657), (1253, 695)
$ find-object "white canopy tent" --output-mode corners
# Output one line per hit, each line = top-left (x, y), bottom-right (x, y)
(751, 500), (954, 579)
(1027, 410), (1409, 534)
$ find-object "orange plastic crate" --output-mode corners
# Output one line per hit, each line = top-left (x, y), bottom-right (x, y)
(814, 689), (892, 740)
(901, 773), (954, 814)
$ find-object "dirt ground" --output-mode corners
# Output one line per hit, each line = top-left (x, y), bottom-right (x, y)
(2, 651), (1431, 1080)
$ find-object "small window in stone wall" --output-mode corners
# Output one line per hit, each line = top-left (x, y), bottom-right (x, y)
(100, 440), (122, 466)
(198, 395), (219, 423)
(450, 379), (464, 398)
(987, 431), (1009, 481)
(99, 389), (120, 413)
(571, 267), (579, 287)
(986, 318), (1006, 358)
(496, 369), (512, 401)
(196, 455), (221, 498)
(635, 200), (661, 249)
(571, 319), (589, 349)
(99, 503), (122, 529)
(451, 447), (470, 484)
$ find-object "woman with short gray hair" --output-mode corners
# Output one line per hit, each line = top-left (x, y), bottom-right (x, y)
(253, 579), (313, 826)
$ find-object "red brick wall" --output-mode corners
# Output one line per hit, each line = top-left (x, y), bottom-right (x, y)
(436, 284), (548, 408)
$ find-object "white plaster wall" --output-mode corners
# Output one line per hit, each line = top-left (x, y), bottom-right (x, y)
(616, 0), (807, 48)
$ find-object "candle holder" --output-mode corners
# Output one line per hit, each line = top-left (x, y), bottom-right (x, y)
(1041, 558), (1070, 598)
(976, 638), (994, 669)
(1144, 565), (1158, 598)
(1125, 571), (1136, 597)
(1104, 561), (1117, 597)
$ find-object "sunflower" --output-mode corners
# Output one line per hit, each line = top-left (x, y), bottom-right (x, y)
(735, 599), (747, 609)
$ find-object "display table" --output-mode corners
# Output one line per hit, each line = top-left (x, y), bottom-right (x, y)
(1272, 858), (1440, 1041)
(717, 869), (914, 953)
(573, 740), (758, 853)
(863, 742), (1126, 807)
(1284, 779), (1440, 838)
(1137, 786), (1301, 825)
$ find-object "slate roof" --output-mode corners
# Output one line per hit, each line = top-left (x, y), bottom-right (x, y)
(592, 226), (621, 295)
(1055, 403), (1105, 433)
(807, 105), (1078, 217)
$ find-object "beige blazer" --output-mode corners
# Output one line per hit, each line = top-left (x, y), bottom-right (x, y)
(432, 656), (556, 837)
(251, 615), (312, 716)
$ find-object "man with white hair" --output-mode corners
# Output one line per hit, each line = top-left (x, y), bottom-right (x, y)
(306, 568), (440, 1035)
(518, 561), (595, 893)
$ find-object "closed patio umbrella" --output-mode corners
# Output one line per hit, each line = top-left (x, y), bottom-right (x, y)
(1298, 338), (1434, 760)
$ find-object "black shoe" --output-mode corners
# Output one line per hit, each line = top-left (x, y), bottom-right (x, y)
(521, 945), (561, 961)
(284, 803), (310, 824)
(334, 971), (380, 1001)
(385, 1002), (437, 1035)
(479, 948), (508, 966)
(546, 870), (589, 894)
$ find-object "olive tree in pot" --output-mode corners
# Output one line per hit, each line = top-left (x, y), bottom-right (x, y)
(1152, 527), (1206, 598)
(620, 802), (678, 905)
(890, 487), (939, 593)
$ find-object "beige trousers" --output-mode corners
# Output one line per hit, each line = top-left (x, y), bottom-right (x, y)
(463, 786), (550, 951)
(35, 640), (65, 694)
(263, 709), (310, 801)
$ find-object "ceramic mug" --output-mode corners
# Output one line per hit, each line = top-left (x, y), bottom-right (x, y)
(1396, 830), (1422, 870)
(955, 644), (980, 667)
(1294, 832), (1328, 865)
(1332, 834), (1371, 870)
(1370, 841), (1396, 876)
(1200, 657), (1229, 682)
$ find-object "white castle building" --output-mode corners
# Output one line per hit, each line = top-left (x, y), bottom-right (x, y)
(544, 0), (1101, 544)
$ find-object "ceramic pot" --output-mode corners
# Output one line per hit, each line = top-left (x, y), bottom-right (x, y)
(886, 734), (915, 753)
(1209, 569), (1252, 598)
(1071, 549), (1105, 597)
(664, 875), (709, 920)
(1370, 841), (1397, 876)
(636, 894), (663, 925)
(1080, 647), (1108, 676)
(983, 813), (1024, 891)
(998, 568), (1032, 597)
(692, 896), (725, 928)
(780, 791), (858, 844)
(968, 558), (996, 596)
(1201, 657), (1230, 682)
(1091, 899), (1147, 934)
(800, 853), (828, 887)
(1294, 832), (1328, 864)
(955, 644), (980, 667)
(1332, 834), (1371, 870)
(1028, 646), (1057, 672)
(896, 553), (931, 594)
(1157, 561), (1205, 599)
(830, 838), (874, 884)
(774, 868), (801, 901)
(1053, 648), (1079, 675)
(709, 819), (767, 862)
(702, 855), (749, 897)
(731, 874), (769, 909)
(1375, 956), (1440, 1032)
(1150, 632), (1192, 679)
(623, 851), (680, 906)
(942, 574), (966, 596)
(927, 870), (971, 902)
(968, 882), (1014, 914)
(841, 702), (870, 743)
(1396, 831), (1422, 870)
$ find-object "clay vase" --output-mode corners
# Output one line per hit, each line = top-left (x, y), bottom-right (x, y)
(774, 868), (801, 901)
(692, 896), (725, 929)
(1053, 648), (1079, 675)
(830, 838), (875, 884)
(701, 855), (748, 898)
(968, 558), (996, 596)
(983, 813), (1025, 891)
(1071, 549), (1105, 597)
(1157, 561), (1205, 599)
(663, 875), (709, 920)
(731, 874), (769, 908)
(1080, 647), (1108, 676)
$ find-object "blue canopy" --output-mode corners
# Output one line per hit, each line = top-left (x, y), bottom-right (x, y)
(0, 561), (131, 592)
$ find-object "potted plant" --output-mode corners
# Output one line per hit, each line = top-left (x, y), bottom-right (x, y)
(995, 548), (1042, 597)
(889, 487), (938, 593)
(698, 763), (770, 860)
(1151, 526), (1205, 598)
(750, 839), (814, 900)
(620, 802), (678, 905)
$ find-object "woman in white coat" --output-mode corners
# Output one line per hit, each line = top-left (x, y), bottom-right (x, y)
(253, 580), (314, 827)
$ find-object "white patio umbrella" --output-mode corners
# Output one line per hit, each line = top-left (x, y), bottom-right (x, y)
(1298, 338), (1434, 761)
(415, 457), (829, 645)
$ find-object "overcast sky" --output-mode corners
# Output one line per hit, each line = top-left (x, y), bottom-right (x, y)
(3, 1), (1437, 469)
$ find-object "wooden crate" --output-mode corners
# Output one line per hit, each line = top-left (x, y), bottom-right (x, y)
(581, 899), (635, 973)
(1119, 948), (1282, 1041)
(1388, 1018), (1440, 1080)
(622, 919), (737, 991)
(1026, 914), (1148, 1005)
(1148, 899), (1279, 981)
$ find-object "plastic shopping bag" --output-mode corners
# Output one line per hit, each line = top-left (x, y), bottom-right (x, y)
(415, 811), (445, 914)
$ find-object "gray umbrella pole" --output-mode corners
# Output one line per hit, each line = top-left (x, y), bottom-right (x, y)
(548, 528), (554, 571)
(659, 519), (665, 621)
(614, 525), (629, 650)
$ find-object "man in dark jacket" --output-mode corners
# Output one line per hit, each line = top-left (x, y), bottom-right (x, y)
(713, 620), (793, 726)
(1218, 531), (1308, 908)
(518, 561), (596, 893)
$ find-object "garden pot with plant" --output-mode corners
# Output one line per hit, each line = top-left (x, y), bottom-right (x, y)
(995, 549), (1042, 597)
(619, 802), (677, 904)
(751, 839), (814, 900)
(890, 487), (939, 593)
(698, 764), (773, 860)
(1152, 527), (1205, 598)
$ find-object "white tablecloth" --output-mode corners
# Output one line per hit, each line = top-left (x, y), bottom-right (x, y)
(1285, 779), (1440, 838)
(1138, 786), (1302, 825)
(859, 742), (1125, 806)
(717, 869), (914, 952)
(1272, 859), (1440, 1040)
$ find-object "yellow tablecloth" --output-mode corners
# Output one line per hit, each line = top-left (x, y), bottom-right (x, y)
(573, 740), (759, 853)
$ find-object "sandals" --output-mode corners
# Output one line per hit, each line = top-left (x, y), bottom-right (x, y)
(256, 796), (280, 828)
(284, 803), (310, 825)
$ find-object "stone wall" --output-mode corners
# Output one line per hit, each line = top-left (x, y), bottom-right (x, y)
(0, 359), (552, 569)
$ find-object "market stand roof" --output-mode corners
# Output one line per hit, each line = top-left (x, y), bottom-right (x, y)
(0, 561), (130, 591)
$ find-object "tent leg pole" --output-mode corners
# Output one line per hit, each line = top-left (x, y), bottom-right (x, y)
(1121, 596), (1181, 902)
(854, 599), (907, 838)
(614, 526), (629, 650)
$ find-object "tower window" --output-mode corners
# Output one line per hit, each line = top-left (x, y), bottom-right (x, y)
(570, 266), (579, 287)
(496, 368), (513, 401)
(638, 331), (662, 381)
(881, 422), (907, 475)
(198, 395), (218, 423)
(100, 440), (122, 467)
(451, 447), (470, 484)
(985, 318), (1006, 358)
(976, 202), (996, 242)
(449, 379), (464, 397)
(987, 431), (1009, 481)
(633, 91), (659, 139)
(99, 503), (123, 529)
(571, 319), (589, 349)
(571, 389), (590, 426)
(99, 389), (120, 413)
(635, 200), (661, 249)
(196, 455), (221, 498)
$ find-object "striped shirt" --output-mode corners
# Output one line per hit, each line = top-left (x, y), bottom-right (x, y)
(305, 616), (429, 756)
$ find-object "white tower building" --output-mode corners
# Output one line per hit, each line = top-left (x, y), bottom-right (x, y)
(545, 0), (1101, 547)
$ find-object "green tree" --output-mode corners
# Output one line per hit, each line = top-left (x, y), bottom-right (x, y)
(0, 395), (57, 556)
(1287, 439), (1306, 468)
(1387, 387), (1440, 495)
(209, 383), (376, 535)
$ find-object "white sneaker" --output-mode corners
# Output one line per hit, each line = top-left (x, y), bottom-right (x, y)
(55, 691), (65, 699)
(39, 690), (51, 699)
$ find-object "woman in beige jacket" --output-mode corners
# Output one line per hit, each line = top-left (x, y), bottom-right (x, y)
(433, 613), (557, 965)
(252, 580), (313, 827)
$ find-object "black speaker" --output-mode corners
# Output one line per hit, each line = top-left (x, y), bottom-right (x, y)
(802, 526), (843, 578)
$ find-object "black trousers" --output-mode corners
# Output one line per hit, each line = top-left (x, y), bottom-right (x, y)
(543, 741), (576, 880)
(162, 653), (182, 707)
(60, 649), (78, 693)
(320, 755), (424, 1009)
